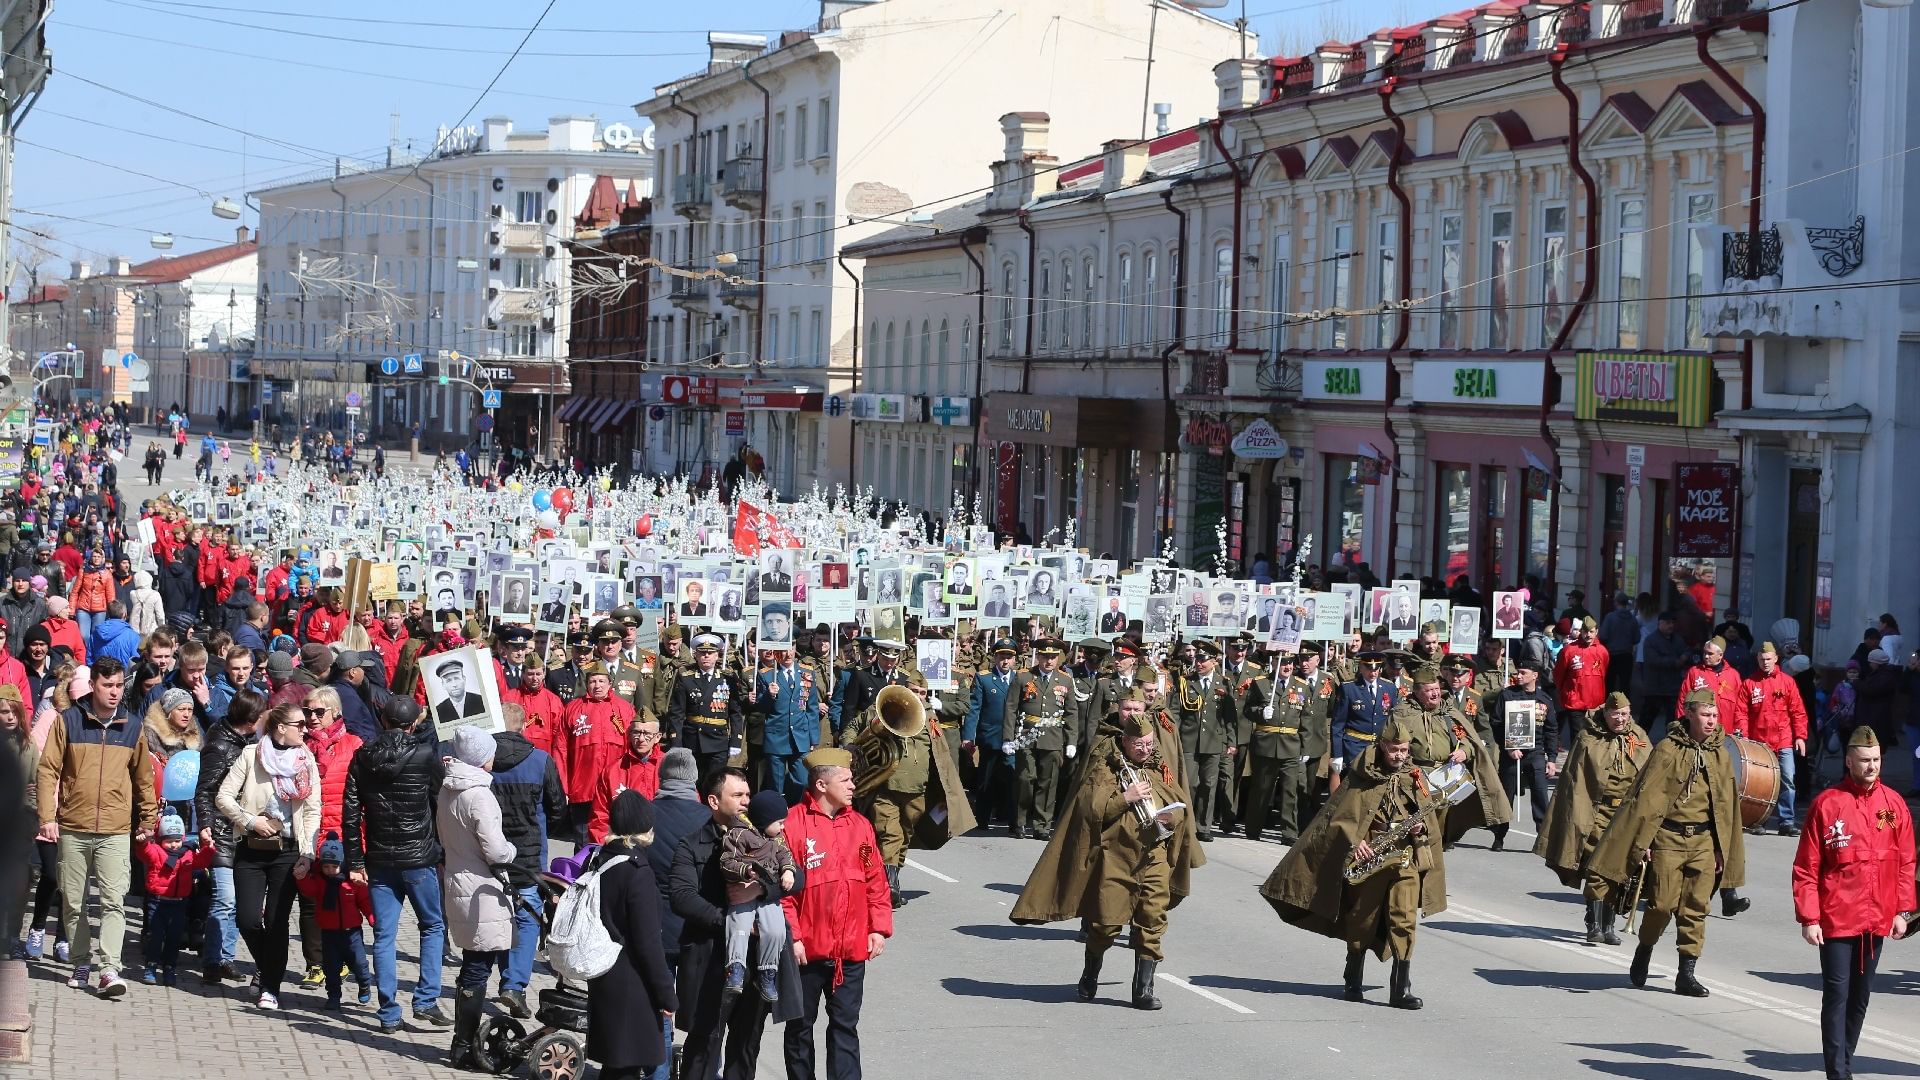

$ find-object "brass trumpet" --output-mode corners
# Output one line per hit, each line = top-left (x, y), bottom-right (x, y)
(848, 685), (926, 800)
(1116, 758), (1174, 842)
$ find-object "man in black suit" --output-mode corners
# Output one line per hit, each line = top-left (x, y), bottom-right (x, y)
(983, 583), (1012, 619)
(1099, 598), (1126, 634)
(433, 656), (488, 726)
(759, 553), (792, 592)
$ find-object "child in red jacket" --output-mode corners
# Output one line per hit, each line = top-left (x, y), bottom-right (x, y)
(138, 814), (215, 985)
(293, 834), (376, 1009)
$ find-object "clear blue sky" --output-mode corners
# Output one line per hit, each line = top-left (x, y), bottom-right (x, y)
(12, 0), (1403, 275)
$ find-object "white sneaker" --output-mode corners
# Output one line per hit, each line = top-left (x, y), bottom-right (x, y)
(24, 929), (43, 959)
(95, 970), (127, 1000)
(257, 991), (279, 1010)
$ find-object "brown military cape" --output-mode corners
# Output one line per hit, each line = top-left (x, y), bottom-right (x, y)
(1392, 700), (1511, 843)
(1585, 726), (1746, 892)
(912, 713), (978, 849)
(1010, 738), (1203, 925)
(1533, 712), (1652, 887)
(1259, 746), (1448, 956)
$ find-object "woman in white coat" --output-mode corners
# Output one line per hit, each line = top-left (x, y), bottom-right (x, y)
(439, 726), (517, 1070)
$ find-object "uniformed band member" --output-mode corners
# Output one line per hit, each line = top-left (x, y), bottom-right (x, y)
(1588, 688), (1745, 996)
(1172, 640), (1233, 841)
(666, 633), (743, 780)
(1011, 689), (1202, 1010)
(1005, 638), (1077, 841)
(1534, 691), (1650, 944)
(1391, 664), (1510, 846)
(1329, 651), (1396, 792)
(1261, 718), (1445, 1009)
(847, 673), (976, 908)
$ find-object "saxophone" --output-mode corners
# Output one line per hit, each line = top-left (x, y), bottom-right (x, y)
(1343, 764), (1476, 884)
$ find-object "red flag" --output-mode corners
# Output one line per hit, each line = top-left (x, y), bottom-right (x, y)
(733, 500), (800, 556)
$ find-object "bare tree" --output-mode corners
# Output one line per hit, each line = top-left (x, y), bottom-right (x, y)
(11, 225), (61, 299)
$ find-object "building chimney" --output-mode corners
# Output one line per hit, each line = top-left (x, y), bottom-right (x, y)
(69, 260), (92, 280)
(234, 225), (250, 243)
(1214, 58), (1267, 112)
(1312, 41), (1352, 93)
(1100, 139), (1151, 191)
(1421, 17), (1469, 69)
(547, 115), (596, 153)
(482, 116), (513, 152)
(988, 112), (1056, 213)
(1153, 102), (1173, 137)
(109, 257), (131, 277)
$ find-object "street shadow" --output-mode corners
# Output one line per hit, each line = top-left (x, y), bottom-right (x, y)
(1746, 969), (1822, 992)
(1747, 1050), (1920, 1076)
(1577, 1058), (1763, 1080)
(952, 923), (1079, 942)
(941, 976), (1085, 1004)
(285, 1016), (442, 1060)
(1881, 969), (1920, 994)
(1570, 1043), (1712, 1060)
(981, 882), (1024, 895)
(1426, 920), (1581, 943)
(1476, 967), (1626, 993)
(1528, 891), (1584, 906)
(1188, 974), (1349, 1000)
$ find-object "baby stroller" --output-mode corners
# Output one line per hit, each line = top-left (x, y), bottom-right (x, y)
(471, 850), (598, 1079)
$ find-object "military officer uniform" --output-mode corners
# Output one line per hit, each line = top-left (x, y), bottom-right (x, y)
(1330, 652), (1397, 778)
(544, 627), (591, 703)
(1004, 638), (1077, 840)
(650, 631), (688, 727)
(1172, 640), (1235, 842)
(1245, 653), (1312, 843)
(1216, 637), (1270, 834)
(965, 641), (1019, 829)
(665, 633), (744, 779)
(592, 618), (653, 721)
(831, 639), (925, 743)
(1294, 643), (1337, 819)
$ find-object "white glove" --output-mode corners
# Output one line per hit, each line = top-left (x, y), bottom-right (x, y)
(1300, 756), (1311, 765)
(1004, 742), (1017, 758)
(1263, 702), (1274, 720)
(1066, 745), (1077, 760)
(1331, 758), (1344, 773)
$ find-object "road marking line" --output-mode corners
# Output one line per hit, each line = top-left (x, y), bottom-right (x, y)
(1445, 901), (1920, 1058)
(1157, 973), (1256, 1014)
(904, 858), (957, 883)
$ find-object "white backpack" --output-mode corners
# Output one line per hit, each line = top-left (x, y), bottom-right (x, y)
(546, 854), (629, 983)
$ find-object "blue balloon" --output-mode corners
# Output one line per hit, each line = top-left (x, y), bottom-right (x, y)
(161, 749), (201, 803)
(531, 489), (552, 512)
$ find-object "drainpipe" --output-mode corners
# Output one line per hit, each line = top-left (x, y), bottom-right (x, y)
(1376, 72), (1413, 578)
(961, 230), (988, 501)
(1540, 45), (1599, 590)
(838, 252), (861, 488)
(1018, 208), (1036, 394)
(741, 58), (774, 382)
(1696, 25), (1765, 610)
(1161, 181), (1190, 557)
(1207, 120), (1246, 350)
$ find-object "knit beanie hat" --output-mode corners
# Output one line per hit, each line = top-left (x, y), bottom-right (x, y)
(607, 789), (655, 837)
(317, 832), (345, 865)
(159, 687), (194, 717)
(299, 642), (333, 675)
(157, 813), (186, 840)
(659, 747), (698, 786)
(452, 725), (496, 768)
(747, 790), (789, 832)
(45, 595), (67, 618)
(22, 624), (49, 648)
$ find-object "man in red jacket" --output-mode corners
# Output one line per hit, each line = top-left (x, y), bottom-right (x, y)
(367, 602), (408, 684)
(781, 746), (892, 1080)
(1553, 617), (1609, 749)
(586, 718), (664, 842)
(301, 588), (350, 645)
(1677, 636), (1747, 738)
(1792, 727), (1915, 1080)
(1747, 641), (1810, 836)
(501, 654), (564, 758)
(558, 664), (634, 843)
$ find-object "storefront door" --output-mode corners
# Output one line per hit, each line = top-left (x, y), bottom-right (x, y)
(1784, 468), (1821, 636)
(1598, 473), (1627, 601)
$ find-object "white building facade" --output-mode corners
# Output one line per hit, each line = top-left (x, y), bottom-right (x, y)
(251, 117), (652, 455)
(636, 0), (1251, 493)
(128, 236), (258, 422)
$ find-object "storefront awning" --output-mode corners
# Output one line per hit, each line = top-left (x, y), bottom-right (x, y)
(581, 398), (620, 431)
(555, 396), (597, 423)
(594, 401), (638, 434)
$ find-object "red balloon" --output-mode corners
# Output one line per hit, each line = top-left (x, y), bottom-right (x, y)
(551, 487), (575, 513)
(635, 514), (653, 538)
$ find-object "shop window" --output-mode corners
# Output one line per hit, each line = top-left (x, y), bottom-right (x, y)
(1524, 468), (1554, 585)
(1480, 466), (1508, 590)
(1326, 456), (1367, 570)
(1435, 465), (1471, 582)
(1600, 473), (1627, 600)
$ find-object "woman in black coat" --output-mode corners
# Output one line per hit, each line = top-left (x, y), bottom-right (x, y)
(157, 542), (199, 624)
(588, 791), (680, 1079)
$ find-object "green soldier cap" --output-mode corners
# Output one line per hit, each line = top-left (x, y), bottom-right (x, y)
(1605, 691), (1632, 712)
(1849, 726), (1880, 749)
(1707, 635), (1728, 652)
(1684, 687), (1718, 708)
(1421, 620), (1446, 636)
(1298, 641), (1324, 657)
(613, 604), (644, 628)
(581, 661), (610, 678)
(1119, 710), (1155, 738)
(1408, 664), (1441, 687)
(990, 639), (1018, 656)
(804, 747), (854, 770)
(591, 619), (624, 645)
(1758, 640), (1778, 657)
(1582, 616), (1598, 631)
(1378, 718), (1413, 745)
(1192, 640), (1222, 659)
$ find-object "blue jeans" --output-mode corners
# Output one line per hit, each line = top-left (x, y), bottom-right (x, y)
(498, 884), (541, 993)
(649, 1009), (675, 1080)
(764, 752), (809, 803)
(368, 865), (445, 1027)
(203, 866), (237, 965)
(143, 896), (188, 972)
(76, 610), (96, 643)
(1775, 748), (1798, 827)
(321, 928), (370, 1004)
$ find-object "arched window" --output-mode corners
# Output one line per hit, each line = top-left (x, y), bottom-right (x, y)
(868, 321), (879, 382)
(1142, 250), (1158, 348)
(1059, 259), (1073, 350)
(961, 318), (973, 364)
(1082, 255), (1095, 349)
(935, 319), (950, 396)
(1117, 253), (1134, 348)
(883, 322), (896, 392)
(998, 265), (1015, 351)
(918, 320), (931, 395)
(1037, 260), (1052, 351)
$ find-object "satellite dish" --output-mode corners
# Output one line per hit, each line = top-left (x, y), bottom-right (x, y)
(602, 122), (635, 150)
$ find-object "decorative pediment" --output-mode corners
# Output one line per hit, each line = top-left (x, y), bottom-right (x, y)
(1456, 110), (1536, 161)
(1351, 129), (1412, 173)
(1647, 81), (1750, 141)
(1303, 135), (1360, 181)
(1582, 92), (1656, 146)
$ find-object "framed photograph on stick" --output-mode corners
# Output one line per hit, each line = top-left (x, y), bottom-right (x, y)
(422, 645), (506, 741)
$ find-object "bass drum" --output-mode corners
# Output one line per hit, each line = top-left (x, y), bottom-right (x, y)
(1727, 735), (1782, 829)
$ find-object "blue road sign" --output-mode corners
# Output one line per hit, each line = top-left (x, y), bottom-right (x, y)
(402, 353), (424, 374)
(481, 389), (503, 410)
(380, 356), (400, 376)
(120, 352), (140, 368)
(826, 395), (844, 417)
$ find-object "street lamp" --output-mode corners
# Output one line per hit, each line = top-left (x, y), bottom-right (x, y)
(211, 198), (242, 221)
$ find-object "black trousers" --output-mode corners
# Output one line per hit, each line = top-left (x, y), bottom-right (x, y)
(680, 980), (770, 1080)
(1639, 695), (1676, 743)
(1496, 749), (1552, 830)
(970, 748), (1015, 827)
(232, 845), (299, 992)
(1821, 934), (1883, 1080)
(784, 959), (866, 1080)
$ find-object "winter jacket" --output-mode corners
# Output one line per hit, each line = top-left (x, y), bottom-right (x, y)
(487, 731), (567, 874)
(557, 694), (635, 803)
(1552, 642), (1609, 712)
(342, 725), (444, 872)
(293, 868), (376, 931)
(301, 604), (349, 645)
(0, 590), (47, 655)
(195, 719), (256, 866)
(140, 839), (214, 898)
(1639, 629), (1689, 697)
(141, 714), (202, 823)
(1855, 663), (1901, 739)
(501, 683), (564, 756)
(668, 818), (806, 1036)
(780, 793), (891, 970)
(587, 747), (663, 843)
(70, 568), (114, 614)
(215, 741), (322, 857)
(206, 670), (267, 722)
(304, 719), (363, 842)
(645, 780), (710, 963)
(719, 821), (795, 907)
(329, 675), (380, 744)
(157, 549), (198, 621)
(1745, 667), (1810, 751)
(37, 702), (158, 835)
(87, 617), (141, 668)
(368, 623), (407, 684)
(221, 588), (256, 636)
(128, 573), (164, 637)
(436, 759), (516, 952)
(1792, 776), (1917, 939)
(586, 845), (677, 1071)
(0, 653), (31, 713)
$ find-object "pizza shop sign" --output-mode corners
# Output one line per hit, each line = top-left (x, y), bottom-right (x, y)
(1183, 413), (1233, 455)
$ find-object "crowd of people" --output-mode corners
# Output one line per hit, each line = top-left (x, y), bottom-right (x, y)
(0, 400), (1912, 1080)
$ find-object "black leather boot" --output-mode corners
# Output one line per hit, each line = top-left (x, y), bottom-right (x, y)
(1342, 950), (1365, 1002)
(1131, 955), (1162, 1011)
(1584, 900), (1603, 945)
(1719, 889), (1750, 917)
(1629, 942), (1653, 988)
(1388, 959), (1422, 1010)
(1674, 956), (1709, 997)
(1077, 948), (1103, 1002)
(1600, 907), (1622, 946)
(886, 865), (904, 909)
(450, 988), (485, 1071)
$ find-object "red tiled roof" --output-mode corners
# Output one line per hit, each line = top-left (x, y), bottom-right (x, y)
(576, 175), (623, 228)
(18, 283), (69, 304)
(129, 240), (257, 284)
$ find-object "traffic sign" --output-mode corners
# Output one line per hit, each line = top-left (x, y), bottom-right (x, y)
(120, 351), (140, 368)
(344, 406), (362, 417)
(345, 391), (364, 408)
(260, 383), (274, 403)
(128, 359), (151, 381)
(380, 356), (400, 376)
(481, 389), (502, 410)
(402, 353), (424, 374)
(476, 415), (494, 432)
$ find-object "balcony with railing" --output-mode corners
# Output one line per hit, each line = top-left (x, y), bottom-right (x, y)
(1700, 217), (1868, 339)
(720, 260), (762, 308)
(667, 266), (710, 309)
(720, 155), (764, 210)
(671, 174), (710, 218)
(500, 222), (543, 250)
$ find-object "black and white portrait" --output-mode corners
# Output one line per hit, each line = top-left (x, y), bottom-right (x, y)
(421, 645), (505, 740)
